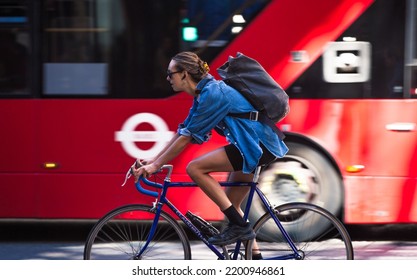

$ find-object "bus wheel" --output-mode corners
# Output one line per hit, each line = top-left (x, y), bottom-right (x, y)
(249, 142), (344, 240)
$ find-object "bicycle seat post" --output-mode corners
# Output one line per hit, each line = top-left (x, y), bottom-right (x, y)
(253, 165), (262, 183)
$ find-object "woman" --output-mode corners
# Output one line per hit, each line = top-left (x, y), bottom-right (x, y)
(133, 51), (288, 252)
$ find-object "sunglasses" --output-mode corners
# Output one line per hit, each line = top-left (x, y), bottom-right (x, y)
(167, 70), (183, 79)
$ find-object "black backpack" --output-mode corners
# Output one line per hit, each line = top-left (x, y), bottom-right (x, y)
(217, 52), (289, 139)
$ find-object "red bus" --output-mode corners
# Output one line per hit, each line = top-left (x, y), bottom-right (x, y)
(1, 0), (416, 235)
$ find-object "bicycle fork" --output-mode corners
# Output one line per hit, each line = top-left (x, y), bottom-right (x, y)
(134, 199), (163, 259)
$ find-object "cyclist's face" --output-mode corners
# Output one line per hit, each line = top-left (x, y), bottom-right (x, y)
(167, 61), (184, 92)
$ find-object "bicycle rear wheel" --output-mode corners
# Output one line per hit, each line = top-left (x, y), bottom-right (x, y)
(246, 202), (354, 260)
(84, 204), (191, 260)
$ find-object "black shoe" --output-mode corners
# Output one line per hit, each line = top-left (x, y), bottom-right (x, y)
(252, 253), (263, 260)
(208, 223), (255, 246)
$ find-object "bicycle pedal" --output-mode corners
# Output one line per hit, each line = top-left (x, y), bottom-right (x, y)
(186, 211), (219, 237)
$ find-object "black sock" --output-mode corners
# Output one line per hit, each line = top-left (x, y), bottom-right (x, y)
(222, 206), (246, 227)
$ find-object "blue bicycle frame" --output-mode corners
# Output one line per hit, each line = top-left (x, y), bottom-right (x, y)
(133, 165), (301, 260)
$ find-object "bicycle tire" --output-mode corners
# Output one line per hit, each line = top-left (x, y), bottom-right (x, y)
(245, 202), (354, 260)
(84, 204), (191, 260)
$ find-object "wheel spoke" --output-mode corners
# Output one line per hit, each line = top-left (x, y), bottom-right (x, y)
(84, 204), (191, 260)
(246, 202), (354, 260)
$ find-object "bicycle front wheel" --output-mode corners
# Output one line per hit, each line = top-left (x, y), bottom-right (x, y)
(246, 202), (354, 260)
(84, 204), (191, 260)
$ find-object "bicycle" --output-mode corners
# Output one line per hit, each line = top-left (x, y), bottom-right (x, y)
(83, 163), (354, 260)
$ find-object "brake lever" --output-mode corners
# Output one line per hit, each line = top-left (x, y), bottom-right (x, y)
(121, 160), (143, 187)
(121, 167), (132, 187)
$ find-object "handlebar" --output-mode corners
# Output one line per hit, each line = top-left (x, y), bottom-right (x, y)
(135, 177), (159, 197)
(122, 163), (174, 198)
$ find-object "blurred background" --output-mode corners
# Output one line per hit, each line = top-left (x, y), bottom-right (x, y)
(1, 0), (417, 244)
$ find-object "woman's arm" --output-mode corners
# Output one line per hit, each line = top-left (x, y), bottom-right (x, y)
(134, 135), (192, 179)
(143, 133), (180, 164)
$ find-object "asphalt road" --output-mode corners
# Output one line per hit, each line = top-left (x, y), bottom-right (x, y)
(2, 220), (417, 242)
(1, 221), (417, 260)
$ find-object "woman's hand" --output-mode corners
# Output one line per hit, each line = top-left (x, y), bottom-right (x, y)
(132, 160), (160, 182)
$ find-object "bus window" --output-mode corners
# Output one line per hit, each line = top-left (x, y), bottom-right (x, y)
(404, 0), (417, 98)
(182, 0), (268, 60)
(42, 0), (181, 98)
(40, 0), (271, 99)
(287, 0), (406, 99)
(0, 0), (30, 96)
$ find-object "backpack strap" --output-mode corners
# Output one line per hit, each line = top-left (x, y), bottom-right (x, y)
(229, 111), (285, 140)
(229, 111), (259, 121)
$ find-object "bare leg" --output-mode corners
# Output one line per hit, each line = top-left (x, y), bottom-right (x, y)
(187, 150), (260, 256)
(186, 147), (235, 211)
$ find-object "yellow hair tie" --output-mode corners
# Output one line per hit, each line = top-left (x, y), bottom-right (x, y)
(203, 62), (210, 72)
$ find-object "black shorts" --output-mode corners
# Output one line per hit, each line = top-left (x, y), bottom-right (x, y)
(224, 143), (276, 172)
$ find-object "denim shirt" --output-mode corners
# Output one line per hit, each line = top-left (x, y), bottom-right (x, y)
(178, 74), (288, 173)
